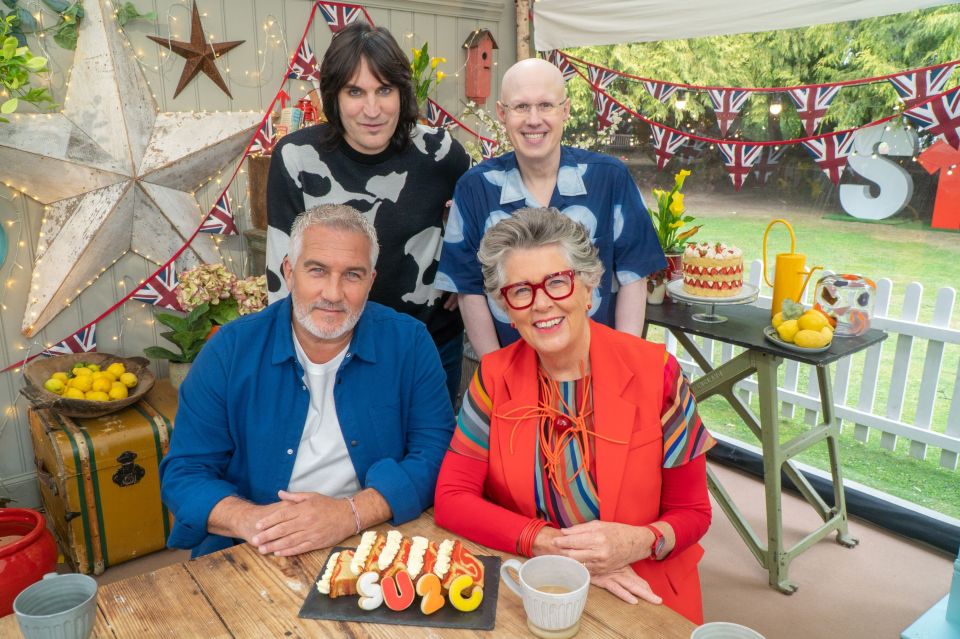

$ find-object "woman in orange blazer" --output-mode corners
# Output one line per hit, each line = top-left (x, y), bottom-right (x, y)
(434, 207), (715, 624)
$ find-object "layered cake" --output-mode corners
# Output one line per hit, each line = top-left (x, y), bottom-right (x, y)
(682, 241), (744, 297)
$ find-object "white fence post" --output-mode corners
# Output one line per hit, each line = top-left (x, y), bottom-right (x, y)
(855, 278), (892, 443)
(912, 287), (956, 460)
(881, 282), (923, 451)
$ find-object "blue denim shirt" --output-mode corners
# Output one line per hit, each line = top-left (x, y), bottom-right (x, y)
(159, 296), (455, 557)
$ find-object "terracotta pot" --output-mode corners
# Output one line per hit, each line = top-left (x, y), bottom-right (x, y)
(0, 508), (58, 616)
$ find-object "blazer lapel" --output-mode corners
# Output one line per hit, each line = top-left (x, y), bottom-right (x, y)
(492, 343), (540, 517)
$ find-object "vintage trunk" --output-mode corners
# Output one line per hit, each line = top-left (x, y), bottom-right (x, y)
(27, 380), (177, 575)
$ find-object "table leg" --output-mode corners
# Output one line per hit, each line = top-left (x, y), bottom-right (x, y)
(816, 365), (859, 549)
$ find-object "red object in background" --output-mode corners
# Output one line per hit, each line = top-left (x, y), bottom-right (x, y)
(917, 139), (960, 230)
(665, 253), (684, 281)
(297, 96), (318, 125)
(0, 508), (58, 616)
(463, 29), (498, 106)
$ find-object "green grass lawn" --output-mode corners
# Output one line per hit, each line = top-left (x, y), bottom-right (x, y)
(655, 196), (960, 519)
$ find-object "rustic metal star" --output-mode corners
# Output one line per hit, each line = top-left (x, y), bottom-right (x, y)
(147, 1), (244, 99)
(0, 0), (261, 337)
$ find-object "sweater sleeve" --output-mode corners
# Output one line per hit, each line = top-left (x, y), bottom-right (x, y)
(658, 455), (712, 554)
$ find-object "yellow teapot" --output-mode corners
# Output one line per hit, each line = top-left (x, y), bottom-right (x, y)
(762, 219), (822, 321)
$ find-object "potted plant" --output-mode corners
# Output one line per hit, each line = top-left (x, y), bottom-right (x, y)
(410, 42), (445, 114)
(0, 14), (54, 121)
(650, 169), (702, 283)
(143, 265), (267, 387)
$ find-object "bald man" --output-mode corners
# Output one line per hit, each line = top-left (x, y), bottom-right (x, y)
(435, 58), (667, 356)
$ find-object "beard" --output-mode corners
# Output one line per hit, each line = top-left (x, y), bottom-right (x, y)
(292, 295), (365, 341)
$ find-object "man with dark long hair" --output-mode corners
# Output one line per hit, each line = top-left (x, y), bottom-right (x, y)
(266, 22), (469, 403)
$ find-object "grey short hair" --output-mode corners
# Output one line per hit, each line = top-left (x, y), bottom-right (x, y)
(477, 207), (604, 301)
(288, 204), (379, 267)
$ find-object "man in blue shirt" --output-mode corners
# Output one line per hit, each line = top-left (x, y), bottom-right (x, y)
(436, 58), (666, 357)
(160, 204), (454, 558)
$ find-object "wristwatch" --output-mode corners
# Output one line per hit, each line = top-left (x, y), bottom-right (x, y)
(644, 524), (666, 560)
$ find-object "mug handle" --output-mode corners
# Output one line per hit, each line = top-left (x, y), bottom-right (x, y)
(500, 558), (523, 597)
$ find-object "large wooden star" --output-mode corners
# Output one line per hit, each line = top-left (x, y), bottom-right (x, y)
(147, 1), (244, 98)
(0, 0), (261, 336)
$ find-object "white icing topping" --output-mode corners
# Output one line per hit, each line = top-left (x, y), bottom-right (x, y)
(316, 551), (340, 595)
(378, 530), (404, 572)
(406, 536), (429, 579)
(351, 531), (378, 576)
(357, 571), (384, 610)
(433, 539), (455, 580)
(684, 242), (742, 259)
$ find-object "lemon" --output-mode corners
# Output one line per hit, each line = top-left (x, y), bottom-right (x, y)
(798, 310), (829, 332)
(795, 329), (828, 349)
(91, 378), (112, 393)
(52, 372), (69, 383)
(106, 363), (126, 377)
(772, 312), (784, 328)
(72, 366), (92, 377)
(86, 364), (101, 372)
(70, 375), (93, 393)
(85, 391), (110, 402)
(64, 388), (85, 400)
(101, 371), (117, 383)
(820, 326), (833, 344)
(776, 319), (800, 343)
(43, 378), (65, 395)
(108, 383), (129, 400)
(119, 372), (138, 389)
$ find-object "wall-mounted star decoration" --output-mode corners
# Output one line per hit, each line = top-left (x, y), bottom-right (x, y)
(147, 1), (244, 98)
(0, 0), (261, 337)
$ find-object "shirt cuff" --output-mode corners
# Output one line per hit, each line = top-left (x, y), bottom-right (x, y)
(364, 458), (423, 524)
(165, 479), (238, 550)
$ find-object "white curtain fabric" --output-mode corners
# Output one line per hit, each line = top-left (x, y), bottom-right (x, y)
(533, 0), (956, 50)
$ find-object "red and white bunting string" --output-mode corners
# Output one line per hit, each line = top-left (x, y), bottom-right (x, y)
(903, 86), (960, 149)
(718, 143), (763, 191)
(888, 63), (957, 109)
(424, 98), (499, 157)
(199, 193), (239, 236)
(288, 39), (321, 87)
(786, 85), (843, 136)
(752, 145), (788, 185)
(651, 124), (688, 169)
(801, 131), (856, 185)
(131, 263), (183, 311)
(707, 88), (752, 137)
(644, 80), (679, 104)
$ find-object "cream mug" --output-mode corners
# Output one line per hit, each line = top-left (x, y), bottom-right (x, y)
(500, 554), (590, 639)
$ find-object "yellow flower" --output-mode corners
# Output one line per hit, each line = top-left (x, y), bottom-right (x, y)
(670, 193), (685, 216)
(670, 220), (685, 229)
(412, 48), (421, 63)
(675, 169), (692, 189)
(431, 56), (447, 69)
(436, 71), (446, 82)
(652, 188), (665, 200)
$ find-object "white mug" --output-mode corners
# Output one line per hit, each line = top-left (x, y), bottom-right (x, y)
(500, 554), (590, 639)
(691, 621), (766, 639)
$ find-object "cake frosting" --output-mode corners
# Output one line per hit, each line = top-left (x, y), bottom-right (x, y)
(316, 551), (340, 595)
(377, 530), (404, 572)
(433, 539), (455, 581)
(682, 241), (744, 297)
(351, 530), (378, 576)
(405, 536), (429, 580)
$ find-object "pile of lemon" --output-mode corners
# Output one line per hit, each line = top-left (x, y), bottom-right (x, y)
(772, 308), (834, 349)
(42, 362), (139, 402)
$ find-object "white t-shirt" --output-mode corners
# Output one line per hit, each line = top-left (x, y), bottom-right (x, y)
(287, 334), (362, 496)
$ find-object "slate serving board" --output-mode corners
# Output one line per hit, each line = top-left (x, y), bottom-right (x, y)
(298, 547), (501, 630)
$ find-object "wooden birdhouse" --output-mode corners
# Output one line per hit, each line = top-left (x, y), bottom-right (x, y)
(463, 29), (498, 106)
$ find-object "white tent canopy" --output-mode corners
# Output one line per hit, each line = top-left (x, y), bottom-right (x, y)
(533, 0), (957, 51)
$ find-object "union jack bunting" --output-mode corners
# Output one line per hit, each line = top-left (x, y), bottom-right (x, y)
(753, 145), (788, 185)
(587, 65), (618, 91)
(643, 80), (679, 104)
(545, 50), (576, 82)
(677, 139), (707, 165)
(318, 3), (365, 32)
(650, 125), (688, 170)
(904, 86), (960, 149)
(249, 117), (275, 156)
(288, 39), (320, 86)
(200, 193), (239, 235)
(787, 85), (842, 136)
(888, 63), (957, 109)
(42, 325), (97, 357)
(425, 99), (457, 129)
(132, 263), (183, 311)
(593, 91), (625, 130)
(479, 137), (498, 159)
(801, 132), (855, 185)
(718, 143), (762, 191)
(707, 89), (752, 136)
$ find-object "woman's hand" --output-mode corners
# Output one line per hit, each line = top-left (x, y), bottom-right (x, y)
(592, 566), (662, 605)
(552, 520), (651, 574)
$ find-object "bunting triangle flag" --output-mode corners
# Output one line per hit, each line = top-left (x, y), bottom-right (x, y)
(888, 63), (957, 109)
(677, 139), (707, 165)
(288, 39), (321, 86)
(707, 89), (752, 136)
(200, 193), (239, 235)
(787, 85), (842, 136)
(587, 65), (618, 91)
(718, 143), (763, 191)
(903, 86), (960, 149)
(593, 91), (625, 130)
(480, 137), (499, 159)
(318, 3), (365, 32)
(545, 50), (576, 82)
(801, 132), (855, 185)
(42, 325), (97, 357)
(425, 99), (457, 129)
(132, 263), (183, 311)
(753, 145), (788, 185)
(249, 117), (275, 155)
(651, 125), (688, 170)
(643, 80), (679, 104)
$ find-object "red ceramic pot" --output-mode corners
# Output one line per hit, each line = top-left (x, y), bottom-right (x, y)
(665, 252), (684, 281)
(0, 508), (58, 616)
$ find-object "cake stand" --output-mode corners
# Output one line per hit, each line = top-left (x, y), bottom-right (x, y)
(666, 279), (759, 323)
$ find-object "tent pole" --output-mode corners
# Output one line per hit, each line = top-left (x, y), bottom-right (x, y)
(516, 0), (531, 59)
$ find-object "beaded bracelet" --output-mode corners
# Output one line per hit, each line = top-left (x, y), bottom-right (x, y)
(346, 495), (362, 535)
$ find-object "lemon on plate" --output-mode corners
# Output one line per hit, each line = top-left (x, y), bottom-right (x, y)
(51, 372), (69, 384)
(795, 329), (828, 349)
(63, 388), (85, 400)
(776, 319), (800, 343)
(119, 372), (139, 389)
(84, 391), (110, 402)
(798, 309), (830, 332)
(43, 378), (65, 395)
(106, 363), (126, 378)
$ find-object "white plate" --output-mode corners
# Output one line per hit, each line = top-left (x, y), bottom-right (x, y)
(666, 279), (759, 305)
(762, 326), (831, 354)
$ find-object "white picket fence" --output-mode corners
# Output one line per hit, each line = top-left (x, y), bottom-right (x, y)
(665, 259), (960, 471)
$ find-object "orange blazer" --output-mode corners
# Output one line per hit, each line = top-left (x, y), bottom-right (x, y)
(478, 321), (705, 623)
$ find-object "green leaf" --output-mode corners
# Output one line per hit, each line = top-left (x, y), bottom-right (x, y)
(14, 7), (36, 33)
(2, 35), (16, 57)
(206, 298), (239, 325)
(53, 21), (77, 49)
(0, 97), (17, 113)
(116, 2), (156, 27)
(1, 0), (15, 9)
(143, 346), (185, 361)
(40, 0), (70, 12)
(25, 55), (47, 72)
(153, 311), (190, 332)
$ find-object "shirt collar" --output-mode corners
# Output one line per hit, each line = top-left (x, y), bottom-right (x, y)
(499, 147), (587, 206)
(271, 295), (378, 365)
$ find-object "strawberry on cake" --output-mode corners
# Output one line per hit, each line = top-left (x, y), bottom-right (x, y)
(682, 241), (743, 298)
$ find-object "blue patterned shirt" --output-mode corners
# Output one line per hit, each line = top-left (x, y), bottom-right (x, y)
(436, 146), (666, 345)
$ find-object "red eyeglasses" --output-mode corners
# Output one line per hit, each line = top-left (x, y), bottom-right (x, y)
(499, 270), (576, 310)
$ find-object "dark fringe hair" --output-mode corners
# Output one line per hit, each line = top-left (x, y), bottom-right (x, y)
(318, 22), (418, 152)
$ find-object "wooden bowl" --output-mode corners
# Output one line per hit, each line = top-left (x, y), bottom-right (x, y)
(20, 353), (156, 418)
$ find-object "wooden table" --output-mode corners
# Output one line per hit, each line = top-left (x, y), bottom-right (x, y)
(1, 514), (695, 638)
(645, 299), (887, 594)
